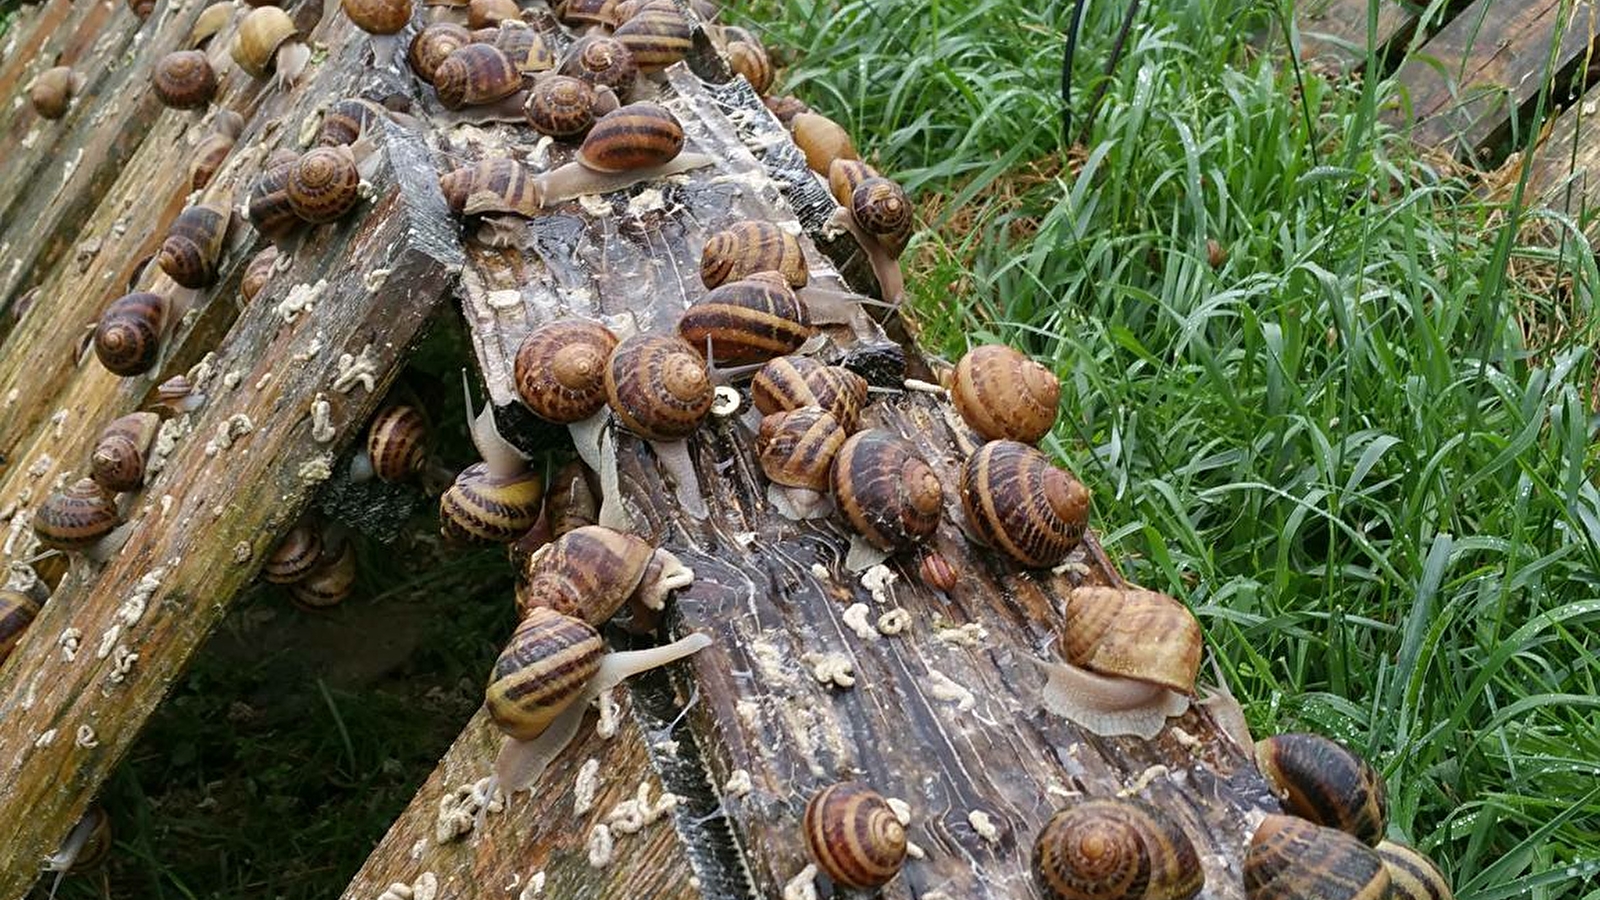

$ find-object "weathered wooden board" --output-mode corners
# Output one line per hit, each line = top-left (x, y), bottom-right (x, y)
(1286, 0), (1417, 71)
(1525, 81), (1600, 234)
(1390, 0), (1600, 155)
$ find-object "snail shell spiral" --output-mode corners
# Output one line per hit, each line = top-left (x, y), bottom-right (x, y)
(1255, 733), (1388, 846)
(157, 203), (230, 289)
(440, 462), (545, 544)
(1245, 814), (1390, 900)
(241, 246), (280, 304)
(29, 67), (81, 120)
(604, 334), (713, 441)
(1, 590), (42, 666)
(287, 147), (361, 224)
(578, 102), (685, 173)
(959, 440), (1090, 568)
(434, 43), (521, 110)
(560, 35), (639, 93)
(831, 430), (943, 551)
(34, 478), (121, 552)
(408, 22), (472, 84)
(802, 782), (908, 888)
(367, 405), (429, 483)
(678, 275), (814, 366)
(525, 75), (600, 139)
(1062, 586), (1202, 695)
(1032, 797), (1204, 900)
(485, 607), (605, 741)
(289, 538), (358, 610)
(828, 159), (878, 207)
(951, 344), (1061, 443)
(851, 177), (913, 255)
(265, 522), (324, 584)
(756, 407), (844, 492)
(514, 320), (619, 423)
(750, 355), (868, 432)
(700, 221), (809, 290)
(91, 412), (161, 493)
(153, 50), (217, 110)
(612, 5), (691, 73)
(93, 291), (166, 377)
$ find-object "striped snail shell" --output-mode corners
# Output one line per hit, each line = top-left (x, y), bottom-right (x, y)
(524, 75), (600, 139)
(151, 374), (204, 417)
(612, 4), (691, 73)
(851, 177), (913, 256)
(240, 246), (280, 304)
(434, 43), (522, 110)
(157, 203), (230, 289)
(152, 50), (217, 110)
(467, 0), (519, 28)
(513, 319), (618, 423)
(438, 157), (538, 217)
(726, 39), (773, 94)
(287, 147), (361, 224)
(757, 407), (844, 492)
(440, 462), (545, 543)
(604, 334), (713, 441)
(367, 405), (429, 483)
(232, 5), (304, 81)
(918, 549), (958, 592)
(343, 0), (413, 34)
(487, 607), (606, 740)
(545, 462), (600, 540)
(678, 274), (815, 366)
(93, 291), (167, 377)
(827, 159), (878, 207)
(1245, 814), (1390, 900)
(951, 344), (1061, 444)
(289, 537), (358, 610)
(264, 522), (323, 584)
(1032, 798), (1204, 900)
(1062, 586), (1202, 693)
(515, 524), (693, 623)
(45, 806), (112, 874)
(493, 21), (557, 73)
(556, 0), (618, 27)
(579, 101), (684, 172)
(190, 111), (243, 192)
(0, 589), (42, 666)
(790, 112), (858, 175)
(803, 782), (908, 889)
(750, 355), (868, 432)
(91, 412), (161, 493)
(408, 22), (472, 84)
(559, 36), (638, 94)
(959, 439), (1089, 568)
(1376, 841), (1453, 900)
(34, 478), (122, 552)
(28, 67), (84, 120)
(700, 221), (808, 290)
(1255, 733), (1388, 846)
(247, 155), (302, 241)
(318, 98), (385, 147)
(832, 430), (943, 551)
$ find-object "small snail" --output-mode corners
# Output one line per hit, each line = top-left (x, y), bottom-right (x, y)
(240, 246), (281, 304)
(343, 0), (413, 66)
(832, 430), (943, 565)
(829, 175), (912, 303)
(545, 461), (600, 539)
(129, 0), (155, 18)
(524, 75), (602, 139)
(1376, 840), (1453, 900)
(287, 147), (362, 224)
(94, 291), (172, 377)
(264, 521), (323, 584)
(605, 333), (713, 520)
(959, 440), (1089, 568)
(555, 0), (619, 29)
(408, 22), (472, 84)
(726, 38), (773, 94)
(1245, 814), (1390, 900)
(612, 4), (691, 72)
(90, 412), (161, 493)
(1035, 586), (1201, 739)
(33, 478), (127, 560)
(1256, 733), (1388, 846)
(318, 98), (387, 148)
(764, 94), (811, 126)
(190, 110), (244, 191)
(951, 344), (1061, 443)
(467, 0), (518, 27)
(513, 319), (618, 473)
(700, 221), (808, 290)
(559, 35), (639, 94)
(440, 380), (544, 544)
(157, 203), (230, 289)
(678, 274), (815, 366)
(0, 589), (42, 666)
(232, 5), (311, 88)
(152, 50), (217, 110)
(750, 355), (868, 432)
(493, 21), (558, 74)
(802, 782), (907, 889)
(790, 112), (857, 175)
(289, 535), (358, 610)
(362, 405), (429, 483)
(757, 407), (844, 520)
(28, 67), (86, 120)
(918, 549), (957, 593)
(438, 157), (532, 216)
(43, 805), (112, 887)
(150, 374), (206, 416)
(1032, 798), (1204, 900)
(515, 524), (693, 629)
(434, 43), (523, 111)
(484, 607), (712, 797)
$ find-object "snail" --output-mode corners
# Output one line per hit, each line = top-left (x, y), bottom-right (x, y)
(239, 247), (280, 306)
(434, 43), (525, 118)
(90, 412), (161, 493)
(524, 75), (606, 139)
(189, 1), (236, 49)
(343, 0), (413, 66)
(790, 112), (857, 175)
(802, 782), (907, 889)
(612, 3), (691, 73)
(287, 147), (363, 224)
(28, 67), (86, 120)
(750, 355), (868, 432)
(558, 35), (639, 95)
(129, 0), (155, 18)
(764, 94), (811, 126)
(678, 273), (815, 367)
(493, 21), (558, 74)
(424, 0), (470, 22)
(94, 291), (185, 377)
(440, 377), (544, 543)
(918, 549), (957, 593)
(190, 110), (245, 192)
(467, 0), (519, 27)
(828, 171), (912, 304)
(232, 5), (311, 89)
(1032, 797), (1204, 900)
(951, 344), (1060, 443)
(264, 521), (323, 584)
(701, 221), (808, 291)
(604, 333), (714, 521)
(756, 407), (844, 520)
(515, 524), (693, 631)
(483, 607), (713, 800)
(318, 98), (389, 148)
(544, 461), (600, 539)
(42, 805), (112, 894)
(1255, 733), (1388, 846)
(1034, 586), (1201, 739)
(149, 374), (207, 416)
(288, 534), (358, 610)
(0, 589), (42, 666)
(831, 430), (943, 569)
(354, 405), (429, 483)
(555, 0), (619, 29)
(33, 478), (129, 561)
(1376, 841), (1453, 900)
(247, 153), (305, 247)
(513, 319), (618, 474)
(152, 50), (216, 110)
(157, 203), (231, 289)
(959, 439), (1089, 567)
(1245, 814), (1390, 900)
(725, 37), (773, 94)
(408, 22), (472, 83)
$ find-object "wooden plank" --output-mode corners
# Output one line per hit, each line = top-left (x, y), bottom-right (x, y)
(1525, 82), (1600, 232)
(1391, 0), (1600, 155)
(1289, 0), (1417, 71)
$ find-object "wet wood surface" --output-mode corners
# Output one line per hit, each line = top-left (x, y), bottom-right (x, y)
(1525, 79), (1600, 238)
(1284, 0), (1417, 70)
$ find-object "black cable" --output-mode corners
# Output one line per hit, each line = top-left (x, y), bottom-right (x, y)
(1062, 0), (1090, 148)
(1078, 0), (1144, 147)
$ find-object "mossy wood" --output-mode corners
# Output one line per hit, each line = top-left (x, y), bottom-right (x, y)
(342, 68), (1278, 900)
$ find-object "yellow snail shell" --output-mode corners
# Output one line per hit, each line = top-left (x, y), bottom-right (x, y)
(1376, 840), (1453, 900)
(959, 440), (1089, 568)
(951, 344), (1061, 444)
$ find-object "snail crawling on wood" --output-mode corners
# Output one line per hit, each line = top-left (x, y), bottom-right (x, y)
(750, 355), (868, 433)
(803, 782), (908, 889)
(90, 412), (160, 494)
(826, 160), (913, 305)
(0, 589), (43, 667)
(515, 524), (693, 632)
(231, 5), (311, 90)
(33, 478), (130, 563)
(831, 429), (944, 570)
(523, 75), (619, 140)
(1032, 797), (1204, 900)
(349, 405), (431, 484)
(93, 291), (187, 378)
(27, 67), (86, 120)
(951, 344), (1061, 444)
(603, 333), (714, 523)
(756, 406), (845, 520)
(959, 439), (1090, 568)
(408, 22), (472, 84)
(698, 222), (877, 326)
(559, 35), (640, 96)
(1245, 814), (1390, 900)
(1376, 840), (1455, 900)
(152, 50), (217, 111)
(342, 0), (414, 67)
(440, 378), (545, 544)
(513, 318), (619, 477)
(157, 203), (231, 289)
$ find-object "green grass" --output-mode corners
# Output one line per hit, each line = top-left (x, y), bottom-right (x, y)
(743, 0), (1600, 895)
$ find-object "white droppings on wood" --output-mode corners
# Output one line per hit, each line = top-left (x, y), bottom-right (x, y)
(187, 353), (217, 387)
(877, 609), (911, 635)
(1050, 559), (1093, 578)
(731, 531), (758, 548)
(968, 809), (1001, 843)
(902, 378), (946, 394)
(95, 624), (122, 660)
(435, 779), (498, 843)
(4, 388), (18, 408)
(299, 455), (334, 483)
(74, 726), (98, 749)
(585, 823), (614, 868)
(735, 698), (761, 730)
(222, 370), (243, 390)
(412, 871), (438, 900)
(577, 194), (612, 218)
(803, 652), (855, 689)
(860, 563), (898, 603)
(292, 332), (326, 364)
(254, 371), (274, 390)
(276, 280), (326, 324)
(59, 628), (82, 662)
(203, 414), (255, 456)
(841, 603), (878, 640)
(595, 688), (622, 739)
(723, 769), (752, 798)
(35, 729), (57, 748)
(117, 566), (167, 627)
(26, 455), (53, 479)
(408, 838), (427, 861)
(627, 188), (666, 215)
(887, 797), (912, 825)
(935, 622), (987, 646)
(363, 268), (392, 292)
(573, 758), (601, 817)
(1119, 764), (1170, 797)
(147, 416), (193, 477)
(310, 394), (336, 442)
(485, 289), (522, 310)
(49, 409), (69, 439)
(781, 864), (819, 900)
(377, 882), (413, 900)
(1170, 725), (1202, 750)
(333, 343), (380, 394)
(20, 670), (44, 710)
(907, 841), (926, 859)
(808, 562), (829, 580)
(924, 668), (976, 711)
(233, 542), (252, 563)
(517, 872), (546, 900)
(108, 645), (139, 682)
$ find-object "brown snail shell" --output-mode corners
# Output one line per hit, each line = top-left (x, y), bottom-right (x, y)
(604, 334), (712, 441)
(827, 159), (878, 207)
(91, 412), (161, 493)
(1032, 797), (1204, 900)
(486, 607), (605, 741)
(790, 112), (858, 175)
(434, 43), (521, 109)
(750, 355), (868, 432)
(247, 155), (302, 241)
(438, 157), (537, 216)
(94, 291), (167, 377)
(152, 50), (217, 110)
(959, 440), (1089, 568)
(343, 0), (413, 34)
(678, 275), (814, 366)
(700, 221), (808, 290)
(34, 478), (122, 552)
(513, 319), (618, 423)
(524, 75), (600, 138)
(467, 0), (519, 28)
(578, 101), (685, 172)
(46, 805), (112, 874)
(803, 782), (907, 888)
(240, 246), (280, 303)
(951, 344), (1061, 443)
(189, 2), (235, 49)
(1256, 733), (1388, 846)
(556, 0), (618, 27)
(367, 405), (429, 483)
(545, 462), (600, 540)
(851, 177), (913, 255)
(128, 0), (156, 19)
(190, 114), (242, 191)
(756, 407), (844, 492)
(1062, 586), (1202, 695)
(831, 430), (943, 551)
(318, 98), (386, 147)
(157, 203), (230, 289)
(494, 22), (557, 73)
(612, 6), (691, 73)
(408, 22), (472, 84)
(288, 538), (358, 609)
(559, 35), (638, 94)
(287, 147), (361, 224)
(264, 522), (323, 584)
(29, 67), (84, 120)
(918, 549), (958, 592)
(514, 524), (693, 623)
(440, 462), (545, 543)
(1, 590), (42, 666)
(726, 39), (773, 94)
(764, 94), (811, 126)
(1245, 814), (1390, 900)
(1376, 841), (1453, 900)
(232, 5), (301, 79)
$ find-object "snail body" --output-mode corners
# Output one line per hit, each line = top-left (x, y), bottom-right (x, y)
(287, 146), (362, 224)
(1255, 733), (1388, 846)
(802, 782), (907, 889)
(677, 274), (814, 366)
(515, 524), (694, 625)
(951, 344), (1060, 443)
(233, 5), (310, 88)
(832, 430), (943, 553)
(28, 67), (86, 120)
(1376, 841), (1453, 900)
(1032, 797), (1204, 900)
(44, 806), (111, 875)
(264, 522), (323, 584)
(345, 0), (414, 34)
(366, 405), (429, 483)
(830, 175), (911, 303)
(247, 153), (304, 244)
(318, 98), (387, 147)
(701, 221), (808, 290)
(91, 412), (161, 493)
(959, 439), (1089, 567)
(157, 203), (230, 289)
(34, 479), (124, 557)
(0, 590), (42, 666)
(1245, 814), (1390, 900)
(152, 50), (217, 110)
(757, 407), (843, 519)
(94, 291), (169, 377)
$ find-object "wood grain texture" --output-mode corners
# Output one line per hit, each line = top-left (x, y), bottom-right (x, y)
(1286, 0), (1417, 70)
(1526, 82), (1600, 234)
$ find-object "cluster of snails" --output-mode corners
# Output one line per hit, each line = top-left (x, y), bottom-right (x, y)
(262, 518), (361, 610)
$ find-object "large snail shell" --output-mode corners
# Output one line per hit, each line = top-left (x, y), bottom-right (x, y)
(545, 461), (599, 539)
(604, 334), (712, 441)
(1, 590), (42, 666)
(367, 405), (429, 483)
(559, 35), (638, 93)
(1032, 798), (1204, 900)
(94, 291), (166, 377)
(525, 75), (599, 139)
(1376, 841), (1453, 900)
(408, 22), (472, 84)
(828, 159), (878, 207)
(29, 67), (82, 120)
(577, 102), (685, 173)
(851, 177), (913, 255)
(485, 607), (605, 741)
(803, 782), (907, 889)
(757, 407), (844, 492)
(700, 221), (808, 290)
(34, 478), (121, 552)
(515, 525), (653, 623)
(1255, 733), (1388, 846)
(241, 246), (280, 304)
(832, 430), (943, 551)
(91, 412), (161, 493)
(959, 440), (1089, 568)
(438, 157), (538, 216)
(157, 203), (230, 289)
(1245, 814), (1390, 900)
(343, 0), (412, 34)
(951, 344), (1060, 443)
(153, 50), (217, 109)
(612, 5), (691, 73)
(289, 538), (358, 609)
(318, 98), (385, 147)
(264, 522), (323, 584)
(557, 0), (618, 27)
(750, 355), (868, 432)
(513, 320), (618, 423)
(790, 112), (858, 175)
(435, 43), (521, 110)
(440, 462), (545, 544)
(678, 275), (814, 366)
(247, 157), (302, 241)
(287, 147), (361, 224)
(1063, 586), (1201, 694)
(233, 6), (298, 78)
(726, 39), (773, 94)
